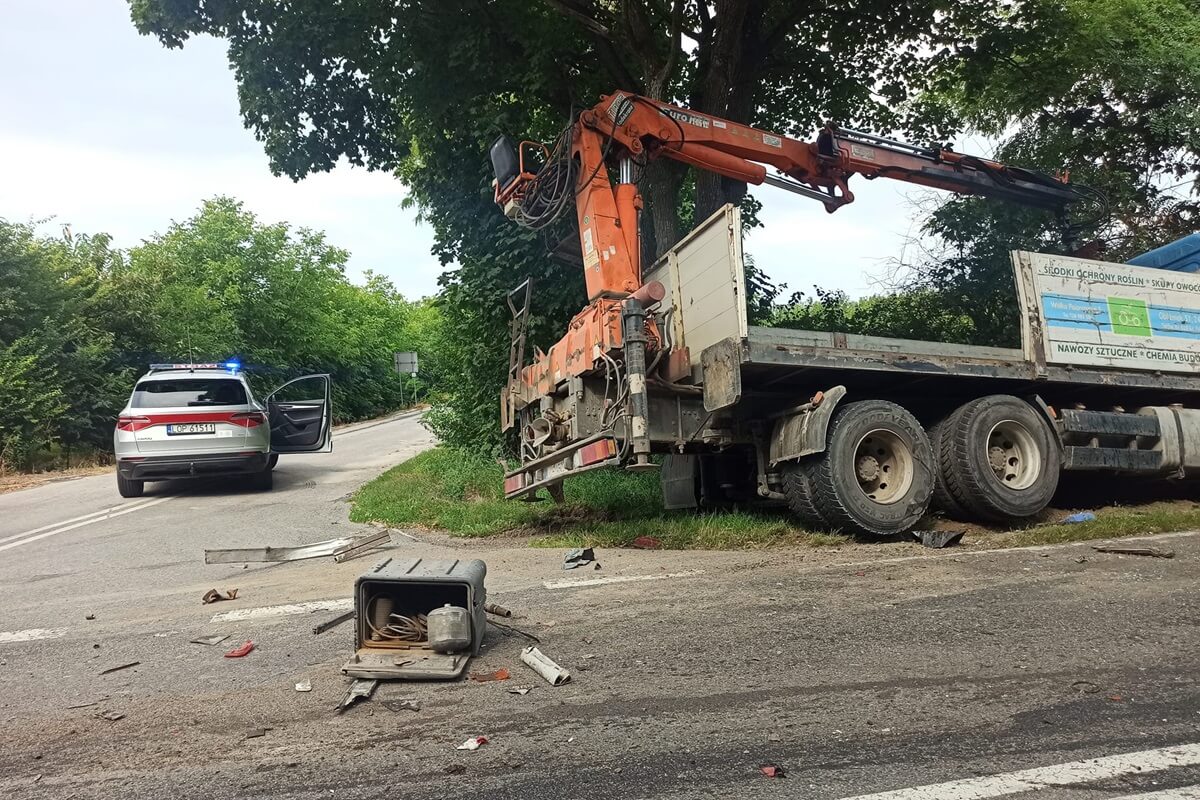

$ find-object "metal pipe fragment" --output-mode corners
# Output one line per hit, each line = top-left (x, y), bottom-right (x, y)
(520, 646), (571, 686)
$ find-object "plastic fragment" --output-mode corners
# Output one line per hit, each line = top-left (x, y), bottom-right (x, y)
(760, 764), (786, 778)
(457, 736), (489, 751)
(470, 668), (510, 682)
(1063, 512), (1096, 524)
(224, 641), (255, 658)
(631, 536), (662, 549)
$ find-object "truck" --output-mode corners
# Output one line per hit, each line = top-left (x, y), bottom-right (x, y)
(490, 91), (1200, 536)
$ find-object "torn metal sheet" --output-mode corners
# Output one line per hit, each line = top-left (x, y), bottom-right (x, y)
(337, 678), (378, 713)
(331, 530), (392, 563)
(520, 646), (571, 686)
(189, 634), (231, 646)
(1092, 545), (1175, 558)
(204, 538), (356, 565)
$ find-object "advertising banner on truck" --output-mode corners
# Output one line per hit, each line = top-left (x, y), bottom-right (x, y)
(1017, 252), (1200, 374)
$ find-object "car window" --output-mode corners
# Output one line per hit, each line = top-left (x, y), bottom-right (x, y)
(132, 379), (248, 408)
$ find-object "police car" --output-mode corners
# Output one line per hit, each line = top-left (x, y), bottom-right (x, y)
(113, 362), (331, 498)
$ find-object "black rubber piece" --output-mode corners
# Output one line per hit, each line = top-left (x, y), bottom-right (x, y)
(933, 395), (1061, 522)
(806, 400), (934, 537)
(116, 472), (144, 498)
(782, 458), (830, 530)
(250, 467), (274, 491)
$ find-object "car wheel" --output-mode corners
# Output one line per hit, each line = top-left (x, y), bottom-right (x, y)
(266, 453), (279, 471)
(251, 467), (274, 491)
(933, 395), (1060, 522)
(117, 472), (145, 498)
(806, 400), (935, 537)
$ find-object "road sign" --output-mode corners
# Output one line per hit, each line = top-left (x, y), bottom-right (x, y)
(394, 352), (419, 375)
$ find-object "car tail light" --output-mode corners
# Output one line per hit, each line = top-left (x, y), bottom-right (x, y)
(230, 411), (267, 428)
(116, 415), (152, 432)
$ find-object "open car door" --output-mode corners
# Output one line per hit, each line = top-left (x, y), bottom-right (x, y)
(266, 374), (332, 453)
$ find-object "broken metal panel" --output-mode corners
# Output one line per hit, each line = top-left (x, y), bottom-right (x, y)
(331, 530), (392, 563)
(701, 338), (745, 412)
(204, 538), (356, 564)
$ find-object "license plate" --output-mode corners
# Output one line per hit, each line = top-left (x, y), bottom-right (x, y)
(167, 423), (216, 435)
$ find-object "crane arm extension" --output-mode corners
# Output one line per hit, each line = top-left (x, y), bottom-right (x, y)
(586, 92), (1078, 213)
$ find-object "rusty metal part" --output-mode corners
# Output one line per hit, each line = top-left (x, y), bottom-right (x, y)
(484, 602), (513, 618)
(312, 609), (355, 635)
(331, 530), (392, 563)
(1092, 545), (1175, 558)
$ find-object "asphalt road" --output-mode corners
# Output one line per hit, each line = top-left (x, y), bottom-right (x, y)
(2, 412), (1200, 800)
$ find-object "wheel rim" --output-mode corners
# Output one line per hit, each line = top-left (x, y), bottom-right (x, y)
(985, 419), (1041, 491)
(852, 429), (914, 505)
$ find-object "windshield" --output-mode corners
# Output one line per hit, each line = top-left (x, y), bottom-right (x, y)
(132, 378), (248, 408)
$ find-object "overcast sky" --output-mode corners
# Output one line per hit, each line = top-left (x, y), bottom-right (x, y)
(0, 0), (944, 300)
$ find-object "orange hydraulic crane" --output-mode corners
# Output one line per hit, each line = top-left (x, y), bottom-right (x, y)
(490, 91), (1085, 481)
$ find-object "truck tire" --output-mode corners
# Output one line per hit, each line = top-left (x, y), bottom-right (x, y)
(116, 472), (145, 499)
(934, 395), (1060, 522)
(781, 459), (830, 530)
(806, 400), (934, 536)
(928, 416), (974, 520)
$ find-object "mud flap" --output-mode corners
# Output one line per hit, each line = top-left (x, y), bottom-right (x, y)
(661, 454), (699, 509)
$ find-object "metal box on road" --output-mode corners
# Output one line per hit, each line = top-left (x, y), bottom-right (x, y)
(342, 557), (487, 680)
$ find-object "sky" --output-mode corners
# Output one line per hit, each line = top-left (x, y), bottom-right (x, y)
(0, 0), (937, 300)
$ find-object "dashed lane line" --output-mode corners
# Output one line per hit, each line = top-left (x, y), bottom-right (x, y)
(0, 495), (176, 553)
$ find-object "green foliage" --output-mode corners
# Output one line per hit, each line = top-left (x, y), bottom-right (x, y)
(350, 446), (845, 549)
(0, 201), (440, 472)
(767, 287), (977, 344)
(906, 0), (1200, 344)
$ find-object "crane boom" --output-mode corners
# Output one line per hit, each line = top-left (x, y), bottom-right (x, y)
(489, 90), (1085, 435)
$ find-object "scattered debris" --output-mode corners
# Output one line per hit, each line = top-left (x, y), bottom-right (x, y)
(1092, 545), (1175, 559)
(312, 610), (355, 635)
(508, 687), (531, 696)
(337, 679), (378, 713)
(224, 641), (255, 658)
(391, 529), (421, 542)
(760, 764), (786, 778)
(443, 764), (466, 775)
(95, 710), (125, 722)
(563, 547), (596, 570)
(201, 588), (239, 605)
(913, 530), (965, 549)
(98, 661), (140, 675)
(631, 536), (662, 550)
(383, 699), (421, 713)
(456, 736), (489, 751)
(66, 699), (106, 709)
(332, 530), (392, 563)
(295, 680), (312, 693)
(189, 634), (230, 647)
(85, 613), (96, 620)
(245, 727), (270, 739)
(204, 530), (392, 566)
(1063, 511), (1096, 524)
(1071, 680), (1101, 694)
(204, 538), (354, 565)
(520, 646), (571, 686)
(484, 602), (513, 618)
(470, 668), (511, 682)
(1108, 694), (1124, 702)
(488, 619), (540, 643)
(1074, 556), (1088, 564)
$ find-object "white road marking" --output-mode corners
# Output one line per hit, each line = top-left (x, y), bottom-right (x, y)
(210, 598), (353, 623)
(839, 743), (1200, 800)
(0, 627), (68, 644)
(544, 569), (705, 590)
(0, 498), (162, 545)
(0, 495), (175, 553)
(1110, 787), (1200, 799)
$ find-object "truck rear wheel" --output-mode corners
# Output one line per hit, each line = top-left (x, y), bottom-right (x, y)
(805, 400), (934, 536)
(933, 395), (1060, 522)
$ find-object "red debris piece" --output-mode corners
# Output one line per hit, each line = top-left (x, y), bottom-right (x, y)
(760, 764), (786, 778)
(224, 641), (255, 658)
(631, 536), (662, 550)
(470, 668), (511, 682)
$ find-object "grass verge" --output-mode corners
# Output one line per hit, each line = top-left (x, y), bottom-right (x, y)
(349, 447), (849, 549)
(351, 446), (1200, 550)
